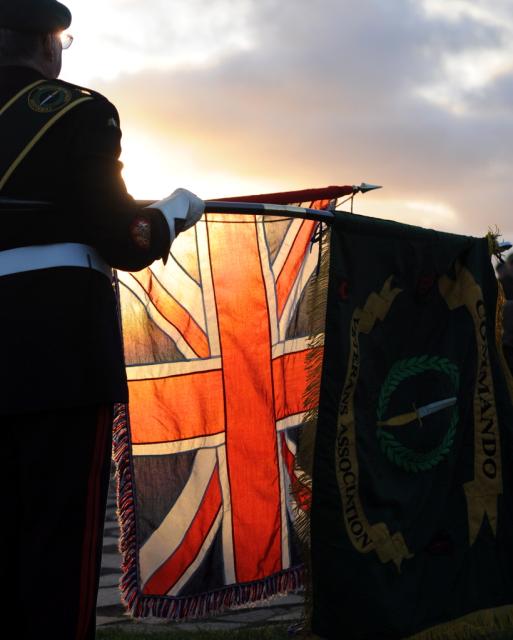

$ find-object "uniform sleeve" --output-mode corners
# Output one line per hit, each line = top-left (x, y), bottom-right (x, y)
(67, 98), (172, 271)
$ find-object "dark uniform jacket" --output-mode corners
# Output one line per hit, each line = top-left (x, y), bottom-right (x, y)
(0, 65), (170, 414)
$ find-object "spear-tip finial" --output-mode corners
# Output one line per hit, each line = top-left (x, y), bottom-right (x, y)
(354, 182), (383, 194)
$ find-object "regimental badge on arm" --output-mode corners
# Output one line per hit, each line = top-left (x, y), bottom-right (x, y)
(130, 216), (152, 251)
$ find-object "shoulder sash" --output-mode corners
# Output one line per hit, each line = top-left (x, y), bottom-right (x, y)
(0, 79), (94, 192)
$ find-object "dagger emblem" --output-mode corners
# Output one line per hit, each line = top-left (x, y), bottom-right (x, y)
(39, 89), (60, 107)
(377, 397), (457, 428)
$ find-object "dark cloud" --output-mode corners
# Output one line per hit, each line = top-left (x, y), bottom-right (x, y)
(95, 0), (513, 238)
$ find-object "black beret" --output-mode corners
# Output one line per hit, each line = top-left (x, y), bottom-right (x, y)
(0, 0), (71, 33)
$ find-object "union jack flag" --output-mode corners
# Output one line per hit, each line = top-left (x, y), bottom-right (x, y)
(114, 191), (336, 618)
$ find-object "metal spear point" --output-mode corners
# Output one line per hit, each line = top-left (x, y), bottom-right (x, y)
(355, 183), (382, 194)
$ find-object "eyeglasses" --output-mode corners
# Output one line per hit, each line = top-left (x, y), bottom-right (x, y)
(60, 32), (74, 50)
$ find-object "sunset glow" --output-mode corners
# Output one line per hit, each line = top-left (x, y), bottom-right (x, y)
(60, 0), (513, 241)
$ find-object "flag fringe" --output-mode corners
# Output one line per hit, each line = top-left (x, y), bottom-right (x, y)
(292, 225), (331, 633)
(112, 403), (304, 621)
(406, 605), (513, 640)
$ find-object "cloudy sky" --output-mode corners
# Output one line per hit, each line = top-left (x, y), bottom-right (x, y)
(61, 0), (513, 241)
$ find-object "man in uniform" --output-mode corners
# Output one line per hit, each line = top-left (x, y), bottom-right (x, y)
(0, 1), (204, 637)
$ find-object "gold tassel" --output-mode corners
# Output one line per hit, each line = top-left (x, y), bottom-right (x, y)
(486, 227), (501, 258)
(292, 225), (331, 634)
(407, 605), (513, 640)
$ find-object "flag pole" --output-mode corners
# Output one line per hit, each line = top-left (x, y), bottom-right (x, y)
(205, 200), (336, 222)
(138, 200), (337, 222)
(0, 179), (384, 222)
(0, 198), (337, 223)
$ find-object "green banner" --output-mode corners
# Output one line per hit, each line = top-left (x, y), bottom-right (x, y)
(311, 213), (513, 639)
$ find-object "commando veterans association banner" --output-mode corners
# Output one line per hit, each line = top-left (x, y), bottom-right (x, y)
(310, 213), (513, 639)
(113, 190), (335, 619)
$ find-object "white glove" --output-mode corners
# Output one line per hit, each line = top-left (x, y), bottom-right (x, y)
(147, 188), (205, 243)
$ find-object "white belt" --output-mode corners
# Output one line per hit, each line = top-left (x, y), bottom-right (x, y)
(0, 243), (112, 279)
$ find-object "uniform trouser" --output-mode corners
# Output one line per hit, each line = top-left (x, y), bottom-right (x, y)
(3, 404), (113, 640)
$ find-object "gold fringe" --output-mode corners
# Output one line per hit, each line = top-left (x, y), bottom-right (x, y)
(407, 605), (513, 640)
(292, 225), (331, 635)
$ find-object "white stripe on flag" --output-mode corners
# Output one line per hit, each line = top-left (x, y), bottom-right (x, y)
(168, 509), (223, 597)
(132, 433), (225, 456)
(118, 273), (200, 361)
(257, 217), (280, 346)
(276, 412), (308, 432)
(271, 337), (311, 359)
(139, 448), (217, 585)
(277, 432), (291, 570)
(149, 253), (207, 333)
(278, 239), (319, 341)
(126, 357), (222, 381)
(197, 217), (221, 357)
(216, 444), (236, 585)
(283, 431), (300, 524)
(272, 219), (303, 275)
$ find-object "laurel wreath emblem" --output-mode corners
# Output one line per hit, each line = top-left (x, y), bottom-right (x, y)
(376, 355), (459, 473)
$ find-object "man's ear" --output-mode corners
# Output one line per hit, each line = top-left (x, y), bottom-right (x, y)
(40, 33), (54, 61)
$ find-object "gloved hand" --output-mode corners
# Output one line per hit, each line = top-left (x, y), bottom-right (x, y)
(147, 188), (205, 243)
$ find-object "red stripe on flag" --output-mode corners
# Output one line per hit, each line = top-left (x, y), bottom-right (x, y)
(280, 432), (310, 512)
(272, 348), (322, 421)
(208, 215), (283, 582)
(131, 270), (210, 358)
(143, 466), (222, 595)
(276, 220), (316, 318)
(129, 370), (224, 444)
